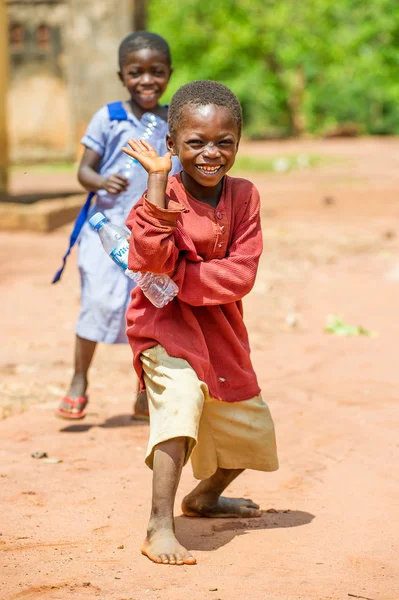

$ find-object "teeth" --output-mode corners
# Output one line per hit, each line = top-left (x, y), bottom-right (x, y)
(197, 165), (220, 173)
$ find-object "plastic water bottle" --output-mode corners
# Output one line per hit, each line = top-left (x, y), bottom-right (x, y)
(115, 113), (162, 190)
(119, 113), (161, 175)
(118, 158), (135, 181)
(139, 112), (160, 141)
(88, 212), (178, 308)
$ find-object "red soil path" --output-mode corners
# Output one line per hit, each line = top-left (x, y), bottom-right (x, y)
(1, 138), (398, 600)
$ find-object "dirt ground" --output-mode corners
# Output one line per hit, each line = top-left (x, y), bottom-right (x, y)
(1, 138), (399, 600)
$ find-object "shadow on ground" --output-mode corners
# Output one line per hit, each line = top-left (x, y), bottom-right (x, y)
(58, 413), (149, 433)
(175, 509), (315, 551)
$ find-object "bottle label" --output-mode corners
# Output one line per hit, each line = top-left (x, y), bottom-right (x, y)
(110, 240), (129, 270)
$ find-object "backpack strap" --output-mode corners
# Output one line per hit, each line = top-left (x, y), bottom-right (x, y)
(51, 192), (95, 284)
(107, 101), (129, 121)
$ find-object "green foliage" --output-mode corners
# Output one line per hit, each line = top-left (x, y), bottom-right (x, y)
(230, 153), (321, 174)
(324, 315), (374, 337)
(148, 0), (399, 137)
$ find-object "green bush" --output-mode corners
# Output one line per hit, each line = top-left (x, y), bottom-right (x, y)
(148, 0), (399, 137)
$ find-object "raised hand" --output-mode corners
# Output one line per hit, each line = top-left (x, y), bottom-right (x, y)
(122, 138), (172, 176)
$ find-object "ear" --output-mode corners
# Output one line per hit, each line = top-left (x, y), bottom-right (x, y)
(117, 71), (124, 86)
(166, 133), (176, 155)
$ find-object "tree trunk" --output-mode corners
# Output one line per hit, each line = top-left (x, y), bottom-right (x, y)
(264, 54), (307, 136)
(133, 0), (148, 30)
(0, 0), (9, 199)
(287, 64), (306, 136)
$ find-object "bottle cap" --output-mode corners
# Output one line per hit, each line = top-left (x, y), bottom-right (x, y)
(88, 212), (107, 230)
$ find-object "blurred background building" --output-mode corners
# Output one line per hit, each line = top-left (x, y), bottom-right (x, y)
(7, 0), (147, 163)
(5, 0), (399, 169)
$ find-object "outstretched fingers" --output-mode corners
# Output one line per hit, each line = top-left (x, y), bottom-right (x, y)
(122, 137), (172, 175)
(140, 138), (159, 155)
(122, 146), (136, 160)
(124, 137), (157, 157)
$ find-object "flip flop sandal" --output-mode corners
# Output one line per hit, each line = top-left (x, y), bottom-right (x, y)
(56, 395), (89, 420)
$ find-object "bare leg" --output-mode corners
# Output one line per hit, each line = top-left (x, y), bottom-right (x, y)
(182, 468), (261, 518)
(58, 335), (96, 415)
(141, 437), (196, 565)
(132, 374), (149, 420)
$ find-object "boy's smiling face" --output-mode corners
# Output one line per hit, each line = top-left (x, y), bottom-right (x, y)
(119, 48), (172, 111)
(166, 104), (240, 192)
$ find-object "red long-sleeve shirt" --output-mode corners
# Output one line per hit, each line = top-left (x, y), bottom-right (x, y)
(125, 173), (262, 402)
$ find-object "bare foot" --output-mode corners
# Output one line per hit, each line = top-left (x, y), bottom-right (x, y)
(182, 494), (261, 518)
(141, 528), (196, 565)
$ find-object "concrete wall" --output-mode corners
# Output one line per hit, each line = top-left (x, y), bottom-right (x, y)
(8, 0), (72, 162)
(7, 0), (137, 163)
(67, 0), (134, 158)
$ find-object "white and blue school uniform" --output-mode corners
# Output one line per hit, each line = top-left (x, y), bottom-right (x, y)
(53, 101), (180, 344)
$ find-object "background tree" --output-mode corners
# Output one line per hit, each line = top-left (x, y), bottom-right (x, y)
(148, 0), (399, 137)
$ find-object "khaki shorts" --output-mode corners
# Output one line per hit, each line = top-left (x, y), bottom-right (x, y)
(140, 345), (279, 480)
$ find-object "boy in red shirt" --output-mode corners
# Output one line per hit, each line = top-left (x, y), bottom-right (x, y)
(124, 80), (278, 565)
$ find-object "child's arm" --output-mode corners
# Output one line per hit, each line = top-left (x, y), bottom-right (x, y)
(124, 139), (185, 274)
(78, 148), (129, 194)
(124, 140), (261, 304)
(128, 185), (261, 302)
(78, 105), (129, 194)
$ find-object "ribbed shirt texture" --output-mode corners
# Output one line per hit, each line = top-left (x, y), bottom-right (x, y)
(125, 172), (263, 402)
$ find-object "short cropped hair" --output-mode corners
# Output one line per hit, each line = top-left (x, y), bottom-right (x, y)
(118, 31), (171, 69)
(168, 80), (242, 137)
